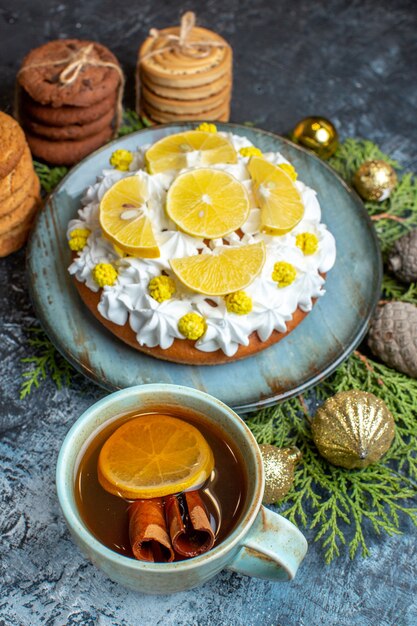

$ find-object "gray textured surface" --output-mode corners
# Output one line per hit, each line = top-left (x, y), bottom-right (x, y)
(0, 1), (416, 624)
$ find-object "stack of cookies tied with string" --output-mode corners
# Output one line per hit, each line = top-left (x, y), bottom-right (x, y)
(16, 39), (124, 166)
(136, 12), (232, 124)
(0, 111), (40, 257)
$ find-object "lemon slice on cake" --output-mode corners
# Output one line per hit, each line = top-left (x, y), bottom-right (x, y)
(248, 157), (304, 235)
(99, 176), (160, 257)
(166, 168), (250, 239)
(145, 131), (237, 174)
(170, 241), (266, 296)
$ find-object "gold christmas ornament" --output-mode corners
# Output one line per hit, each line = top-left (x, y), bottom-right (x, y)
(352, 160), (397, 201)
(311, 391), (395, 469)
(259, 445), (302, 504)
(291, 116), (339, 159)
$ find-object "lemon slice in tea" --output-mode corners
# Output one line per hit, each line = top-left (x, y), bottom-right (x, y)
(98, 414), (215, 499)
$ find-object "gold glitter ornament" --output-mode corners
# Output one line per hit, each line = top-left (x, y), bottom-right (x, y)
(291, 116), (338, 159)
(260, 445), (302, 504)
(311, 391), (395, 469)
(352, 160), (397, 202)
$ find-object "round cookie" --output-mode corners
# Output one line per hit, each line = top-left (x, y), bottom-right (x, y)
(0, 111), (26, 179)
(73, 277), (311, 365)
(0, 215), (34, 257)
(140, 70), (232, 101)
(141, 83), (230, 114)
(18, 39), (122, 108)
(0, 146), (34, 202)
(26, 125), (114, 166)
(0, 190), (40, 236)
(22, 107), (116, 141)
(19, 90), (117, 127)
(0, 170), (40, 218)
(142, 99), (230, 123)
(139, 27), (232, 88)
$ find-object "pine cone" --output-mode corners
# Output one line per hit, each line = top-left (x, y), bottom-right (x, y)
(368, 302), (417, 378)
(387, 229), (417, 283)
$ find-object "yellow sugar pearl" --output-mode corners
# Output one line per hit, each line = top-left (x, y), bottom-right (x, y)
(296, 232), (319, 255)
(278, 163), (298, 181)
(272, 261), (297, 288)
(109, 149), (134, 171)
(70, 228), (91, 239)
(69, 236), (88, 252)
(178, 312), (207, 340)
(195, 122), (217, 133)
(239, 146), (263, 158)
(148, 275), (176, 303)
(92, 263), (118, 288)
(225, 290), (253, 315)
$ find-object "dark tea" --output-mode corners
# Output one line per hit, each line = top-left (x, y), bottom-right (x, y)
(75, 405), (248, 562)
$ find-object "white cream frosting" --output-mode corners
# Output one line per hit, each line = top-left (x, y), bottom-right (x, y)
(67, 132), (336, 356)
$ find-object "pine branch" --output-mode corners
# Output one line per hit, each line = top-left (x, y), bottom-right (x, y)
(246, 354), (417, 564)
(381, 275), (417, 305)
(117, 109), (146, 137)
(20, 327), (74, 399)
(33, 161), (68, 194)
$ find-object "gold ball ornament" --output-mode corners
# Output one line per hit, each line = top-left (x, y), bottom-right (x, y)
(259, 445), (302, 504)
(311, 391), (395, 470)
(291, 116), (339, 159)
(352, 160), (397, 202)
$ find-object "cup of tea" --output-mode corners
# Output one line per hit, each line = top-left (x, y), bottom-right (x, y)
(56, 384), (307, 594)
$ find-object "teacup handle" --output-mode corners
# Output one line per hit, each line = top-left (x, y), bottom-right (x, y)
(227, 506), (308, 581)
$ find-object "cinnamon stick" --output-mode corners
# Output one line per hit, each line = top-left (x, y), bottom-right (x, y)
(128, 498), (175, 562)
(165, 491), (215, 557)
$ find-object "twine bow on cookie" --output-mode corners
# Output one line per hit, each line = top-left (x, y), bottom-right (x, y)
(58, 43), (96, 84)
(16, 42), (124, 130)
(18, 43), (123, 86)
(142, 11), (228, 61)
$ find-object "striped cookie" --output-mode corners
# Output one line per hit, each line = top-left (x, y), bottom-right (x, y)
(0, 146), (34, 202)
(139, 27), (232, 88)
(141, 99), (230, 123)
(22, 107), (116, 141)
(141, 83), (231, 115)
(140, 70), (232, 101)
(0, 111), (26, 178)
(0, 170), (40, 218)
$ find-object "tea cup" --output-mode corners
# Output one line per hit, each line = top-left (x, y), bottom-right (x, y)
(56, 384), (307, 594)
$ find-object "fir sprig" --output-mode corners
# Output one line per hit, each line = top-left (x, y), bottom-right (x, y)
(117, 109), (146, 137)
(381, 275), (417, 305)
(246, 354), (417, 564)
(20, 327), (74, 399)
(34, 161), (68, 194)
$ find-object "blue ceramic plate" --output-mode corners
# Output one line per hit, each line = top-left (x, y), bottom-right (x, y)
(27, 123), (382, 413)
